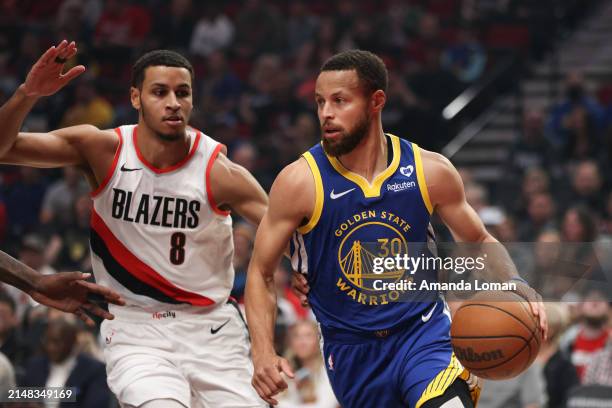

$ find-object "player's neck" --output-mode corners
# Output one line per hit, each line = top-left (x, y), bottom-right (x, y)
(136, 124), (191, 169)
(336, 125), (387, 183)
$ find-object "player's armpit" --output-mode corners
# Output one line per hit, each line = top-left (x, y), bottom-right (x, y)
(208, 153), (268, 225)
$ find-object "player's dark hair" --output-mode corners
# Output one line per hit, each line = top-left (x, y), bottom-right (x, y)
(321, 50), (388, 95)
(131, 50), (194, 89)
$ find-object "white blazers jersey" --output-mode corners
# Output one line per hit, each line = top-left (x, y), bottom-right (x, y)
(90, 125), (234, 313)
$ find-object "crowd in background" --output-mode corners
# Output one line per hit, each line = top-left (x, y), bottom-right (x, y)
(0, 0), (610, 407)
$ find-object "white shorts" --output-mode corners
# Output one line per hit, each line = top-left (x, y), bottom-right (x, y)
(100, 301), (266, 408)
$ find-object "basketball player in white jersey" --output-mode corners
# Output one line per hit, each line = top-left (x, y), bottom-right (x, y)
(0, 40), (268, 408)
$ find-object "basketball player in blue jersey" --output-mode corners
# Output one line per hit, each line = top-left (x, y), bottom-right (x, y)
(245, 50), (548, 408)
(0, 40), (269, 407)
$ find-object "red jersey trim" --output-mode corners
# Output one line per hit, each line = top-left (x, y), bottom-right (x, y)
(90, 209), (215, 306)
(206, 144), (231, 216)
(134, 126), (202, 174)
(91, 127), (123, 198)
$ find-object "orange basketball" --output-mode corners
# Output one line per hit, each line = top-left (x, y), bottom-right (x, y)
(450, 291), (542, 380)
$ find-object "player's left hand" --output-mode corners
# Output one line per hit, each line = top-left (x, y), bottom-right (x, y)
(291, 271), (309, 307)
(512, 281), (548, 340)
(28, 272), (125, 326)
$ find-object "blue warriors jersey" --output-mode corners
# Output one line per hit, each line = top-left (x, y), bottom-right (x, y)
(290, 135), (442, 333)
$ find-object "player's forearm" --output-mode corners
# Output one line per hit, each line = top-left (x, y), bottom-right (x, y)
(0, 85), (39, 157)
(479, 234), (520, 282)
(0, 249), (41, 294)
(245, 265), (278, 357)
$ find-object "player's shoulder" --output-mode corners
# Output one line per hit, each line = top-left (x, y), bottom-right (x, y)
(419, 148), (459, 183)
(53, 124), (119, 157)
(274, 157), (313, 191)
(269, 157), (314, 214)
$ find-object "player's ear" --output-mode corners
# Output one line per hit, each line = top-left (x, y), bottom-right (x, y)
(371, 90), (386, 113)
(130, 87), (141, 110)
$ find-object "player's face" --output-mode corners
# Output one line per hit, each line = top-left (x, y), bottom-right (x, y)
(133, 66), (193, 141)
(315, 70), (372, 157)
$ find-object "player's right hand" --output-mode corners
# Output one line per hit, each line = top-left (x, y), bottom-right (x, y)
(252, 353), (295, 405)
(22, 40), (85, 97)
(291, 271), (310, 307)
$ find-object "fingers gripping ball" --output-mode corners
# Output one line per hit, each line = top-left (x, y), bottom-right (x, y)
(451, 291), (542, 380)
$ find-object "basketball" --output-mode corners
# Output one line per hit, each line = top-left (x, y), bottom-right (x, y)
(450, 290), (542, 380)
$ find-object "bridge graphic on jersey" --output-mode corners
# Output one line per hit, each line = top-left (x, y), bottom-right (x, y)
(340, 240), (405, 288)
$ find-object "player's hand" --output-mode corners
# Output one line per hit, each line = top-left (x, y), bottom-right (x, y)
(291, 271), (310, 307)
(22, 40), (85, 97)
(28, 272), (125, 326)
(512, 281), (548, 340)
(252, 353), (295, 405)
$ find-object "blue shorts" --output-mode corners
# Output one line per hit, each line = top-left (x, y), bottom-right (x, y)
(321, 299), (466, 408)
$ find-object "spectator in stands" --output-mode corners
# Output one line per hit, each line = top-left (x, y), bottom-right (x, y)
(150, 0), (195, 52)
(537, 303), (579, 408)
(94, 0), (150, 49)
(441, 26), (487, 83)
(547, 71), (604, 147)
(0, 351), (15, 397)
(286, 1), (320, 55)
(511, 167), (551, 219)
(517, 192), (557, 241)
(46, 193), (92, 272)
(40, 166), (89, 230)
(278, 320), (338, 408)
(234, 0), (285, 55)
(478, 361), (546, 408)
(0, 291), (28, 375)
(583, 336), (612, 386)
(21, 317), (111, 408)
(4, 167), (47, 238)
(567, 160), (606, 216)
(198, 50), (242, 121)
(530, 229), (570, 299)
(189, 2), (235, 57)
(59, 76), (114, 129)
(506, 110), (560, 178)
(564, 287), (610, 383)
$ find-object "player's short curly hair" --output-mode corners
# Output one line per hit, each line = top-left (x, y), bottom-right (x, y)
(320, 50), (388, 95)
(131, 50), (194, 89)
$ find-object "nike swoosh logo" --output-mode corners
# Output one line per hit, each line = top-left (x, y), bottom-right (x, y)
(330, 188), (355, 200)
(210, 319), (230, 334)
(120, 164), (142, 172)
(421, 303), (437, 323)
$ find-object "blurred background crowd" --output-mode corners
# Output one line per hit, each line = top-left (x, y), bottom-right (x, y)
(0, 0), (610, 407)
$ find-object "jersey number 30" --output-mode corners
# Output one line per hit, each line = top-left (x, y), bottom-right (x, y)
(170, 232), (186, 265)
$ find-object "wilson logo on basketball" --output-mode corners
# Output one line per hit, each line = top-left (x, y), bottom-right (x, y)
(455, 346), (504, 362)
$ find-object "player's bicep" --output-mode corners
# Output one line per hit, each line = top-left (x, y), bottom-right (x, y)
(1, 126), (92, 167)
(208, 154), (268, 225)
(428, 153), (488, 242)
(250, 163), (312, 277)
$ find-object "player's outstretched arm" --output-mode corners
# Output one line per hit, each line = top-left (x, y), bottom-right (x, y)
(209, 151), (268, 225)
(0, 249), (125, 326)
(0, 40), (85, 159)
(245, 159), (314, 405)
(422, 149), (548, 339)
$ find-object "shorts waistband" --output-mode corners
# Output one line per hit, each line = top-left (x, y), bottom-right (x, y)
(320, 319), (415, 343)
(109, 302), (226, 322)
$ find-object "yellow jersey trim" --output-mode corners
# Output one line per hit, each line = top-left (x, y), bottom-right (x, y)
(412, 143), (433, 214)
(325, 134), (401, 198)
(415, 353), (465, 408)
(298, 152), (324, 234)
